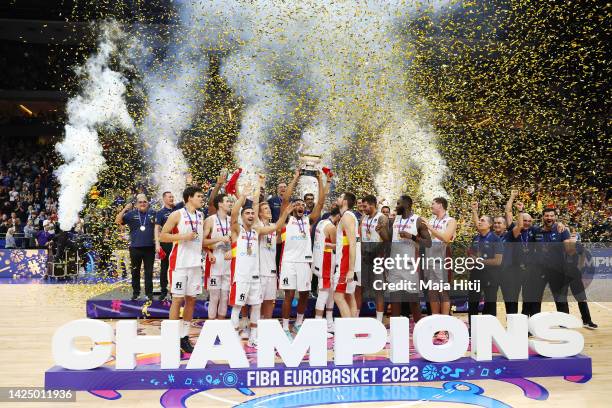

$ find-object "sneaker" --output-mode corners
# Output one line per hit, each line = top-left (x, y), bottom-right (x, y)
(247, 335), (258, 348)
(583, 321), (598, 330)
(180, 336), (194, 354)
(327, 321), (335, 333)
(130, 293), (140, 301)
(146, 295), (154, 302)
(293, 323), (302, 334)
(240, 328), (251, 339)
(284, 328), (293, 340)
(326, 331), (334, 339)
(158, 293), (168, 301)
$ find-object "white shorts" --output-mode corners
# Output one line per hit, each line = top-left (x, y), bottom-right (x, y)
(260, 275), (278, 301)
(230, 280), (262, 306)
(279, 262), (312, 292)
(171, 266), (203, 297)
(206, 274), (230, 291)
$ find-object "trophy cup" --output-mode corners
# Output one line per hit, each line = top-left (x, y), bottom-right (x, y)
(299, 153), (322, 177)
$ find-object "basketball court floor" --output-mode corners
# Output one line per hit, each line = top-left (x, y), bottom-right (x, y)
(1, 284), (611, 407)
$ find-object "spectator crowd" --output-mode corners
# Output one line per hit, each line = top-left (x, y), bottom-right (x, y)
(0, 139), (60, 250)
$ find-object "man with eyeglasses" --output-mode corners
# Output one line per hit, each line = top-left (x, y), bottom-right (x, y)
(115, 193), (156, 301)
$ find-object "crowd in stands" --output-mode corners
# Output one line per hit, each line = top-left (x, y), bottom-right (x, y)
(0, 139), (60, 249)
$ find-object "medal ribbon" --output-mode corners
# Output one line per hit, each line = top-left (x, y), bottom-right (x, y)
(184, 209), (198, 235)
(138, 211), (148, 230)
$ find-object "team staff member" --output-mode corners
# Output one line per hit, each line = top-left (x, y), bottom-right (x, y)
(468, 211), (503, 323)
(115, 194), (156, 301)
(534, 208), (572, 313)
(155, 191), (177, 301)
(563, 228), (598, 329)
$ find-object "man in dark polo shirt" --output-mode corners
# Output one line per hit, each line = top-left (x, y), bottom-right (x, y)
(267, 181), (287, 223)
(155, 191), (177, 301)
(468, 209), (503, 324)
(115, 194), (156, 301)
(533, 207), (571, 313)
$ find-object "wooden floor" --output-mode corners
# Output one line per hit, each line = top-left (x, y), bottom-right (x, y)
(1, 284), (611, 407)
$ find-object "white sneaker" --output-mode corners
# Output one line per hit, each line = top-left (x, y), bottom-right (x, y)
(326, 331), (334, 339)
(240, 328), (250, 339)
(247, 335), (257, 348)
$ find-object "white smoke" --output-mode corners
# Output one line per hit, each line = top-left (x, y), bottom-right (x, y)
(135, 18), (209, 198)
(170, 0), (451, 202)
(55, 21), (134, 230)
(132, 1), (452, 201)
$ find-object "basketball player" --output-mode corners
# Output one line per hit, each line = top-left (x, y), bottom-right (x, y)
(312, 206), (341, 337)
(207, 169), (228, 217)
(333, 192), (361, 318)
(159, 186), (205, 353)
(258, 200), (280, 319)
(279, 169), (328, 338)
(425, 197), (457, 341)
(202, 193), (232, 320)
(388, 195), (431, 321)
(360, 194), (391, 322)
(229, 176), (292, 347)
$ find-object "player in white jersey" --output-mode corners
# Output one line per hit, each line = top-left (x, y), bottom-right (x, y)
(279, 169), (329, 338)
(360, 195), (390, 322)
(229, 176), (291, 347)
(388, 195), (432, 321)
(312, 206), (341, 337)
(333, 192), (361, 318)
(425, 197), (457, 323)
(257, 201), (280, 319)
(160, 186), (205, 354)
(202, 193), (232, 320)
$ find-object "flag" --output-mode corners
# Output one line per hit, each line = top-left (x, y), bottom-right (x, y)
(226, 168), (242, 195)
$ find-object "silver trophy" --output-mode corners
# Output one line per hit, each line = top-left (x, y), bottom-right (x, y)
(299, 153), (322, 177)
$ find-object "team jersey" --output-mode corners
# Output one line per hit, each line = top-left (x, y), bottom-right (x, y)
(425, 213), (455, 260)
(312, 219), (335, 280)
(361, 212), (383, 243)
(391, 213), (420, 257)
(168, 208), (204, 270)
(230, 225), (259, 283)
(336, 211), (361, 278)
(280, 215), (313, 263)
(259, 224), (277, 277)
(204, 214), (231, 279)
